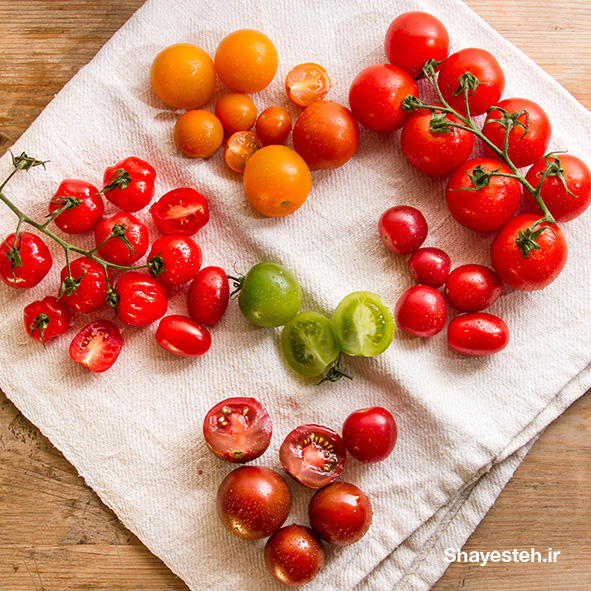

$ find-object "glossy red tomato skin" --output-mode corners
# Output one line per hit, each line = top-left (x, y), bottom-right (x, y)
(149, 188), (209, 236)
(292, 100), (359, 170)
(378, 205), (428, 255)
(490, 214), (568, 291)
(483, 98), (551, 168)
(203, 397), (272, 463)
(348, 63), (418, 132)
(102, 156), (156, 212)
(155, 315), (211, 357)
(309, 482), (373, 546)
(115, 271), (168, 326)
(342, 407), (397, 463)
(408, 247), (451, 288)
(445, 264), (503, 312)
(148, 235), (202, 287)
(24, 296), (71, 344)
(94, 211), (149, 265)
(400, 108), (474, 176)
(264, 525), (325, 587)
(448, 312), (510, 356)
(437, 48), (505, 116)
(48, 179), (104, 234)
(216, 466), (291, 541)
(59, 257), (112, 314)
(0, 232), (52, 289)
(187, 266), (230, 325)
(69, 319), (123, 373)
(394, 285), (447, 337)
(524, 154), (591, 222)
(384, 11), (450, 79)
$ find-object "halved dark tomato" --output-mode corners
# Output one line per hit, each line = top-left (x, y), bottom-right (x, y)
(279, 424), (346, 488)
(69, 319), (123, 373)
(203, 397), (272, 463)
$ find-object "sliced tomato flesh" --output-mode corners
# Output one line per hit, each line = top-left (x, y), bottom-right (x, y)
(69, 319), (122, 373)
(285, 63), (332, 107)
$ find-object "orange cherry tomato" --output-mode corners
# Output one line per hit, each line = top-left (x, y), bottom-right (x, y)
(243, 145), (312, 217)
(225, 131), (263, 173)
(285, 63), (332, 107)
(256, 107), (292, 145)
(215, 29), (278, 93)
(215, 93), (258, 134)
(174, 110), (224, 158)
(150, 43), (216, 110)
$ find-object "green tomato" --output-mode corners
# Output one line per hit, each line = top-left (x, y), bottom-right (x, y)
(281, 311), (340, 377)
(238, 262), (302, 327)
(331, 291), (395, 356)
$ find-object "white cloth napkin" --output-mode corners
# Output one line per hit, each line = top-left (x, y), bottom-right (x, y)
(1, 0), (590, 589)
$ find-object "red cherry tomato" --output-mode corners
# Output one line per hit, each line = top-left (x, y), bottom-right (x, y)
(483, 98), (551, 168)
(94, 211), (149, 266)
(149, 188), (209, 236)
(348, 63), (418, 132)
(48, 179), (104, 234)
(490, 214), (568, 291)
(384, 11), (450, 79)
(279, 424), (346, 489)
(155, 315), (211, 358)
(394, 284), (447, 337)
(59, 257), (112, 314)
(342, 407), (398, 463)
(256, 106), (292, 146)
(217, 466), (291, 540)
(115, 271), (167, 326)
(292, 100), (359, 170)
(187, 266), (230, 325)
(408, 247), (451, 288)
(69, 319), (123, 373)
(437, 48), (505, 116)
(24, 296), (71, 345)
(524, 154), (591, 223)
(102, 156), (156, 212)
(0, 232), (52, 289)
(148, 235), (202, 287)
(285, 62), (332, 108)
(378, 205), (428, 256)
(445, 264), (503, 312)
(203, 397), (272, 462)
(400, 107), (474, 176)
(446, 158), (522, 232)
(448, 312), (510, 356)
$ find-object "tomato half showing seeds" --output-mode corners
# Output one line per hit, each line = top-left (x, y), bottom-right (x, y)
(216, 466), (291, 540)
(408, 247), (451, 288)
(342, 407), (397, 463)
(69, 319), (123, 373)
(308, 482), (373, 546)
(94, 211), (149, 266)
(394, 285), (447, 337)
(24, 296), (71, 346)
(0, 232), (52, 289)
(102, 156), (157, 213)
(285, 62), (332, 107)
(115, 271), (168, 327)
(187, 266), (230, 325)
(279, 424), (346, 488)
(150, 187), (209, 236)
(378, 205), (428, 256)
(59, 257), (112, 314)
(448, 312), (510, 356)
(203, 397), (272, 463)
(224, 131), (262, 174)
(155, 315), (211, 358)
(148, 235), (202, 287)
(445, 264), (503, 313)
(331, 291), (395, 357)
(264, 525), (325, 587)
(48, 179), (104, 234)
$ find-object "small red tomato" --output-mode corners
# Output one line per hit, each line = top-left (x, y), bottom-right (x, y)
(292, 100), (359, 170)
(309, 482), (373, 546)
(265, 525), (325, 587)
(286, 62), (332, 107)
(394, 284), (447, 337)
(445, 264), (503, 312)
(0, 232), (52, 289)
(342, 407), (397, 463)
(94, 211), (149, 265)
(203, 397), (272, 462)
(448, 312), (510, 356)
(348, 63), (418, 132)
(256, 106), (292, 146)
(69, 319), (123, 373)
(155, 315), (211, 358)
(378, 205), (428, 256)
(148, 235), (202, 287)
(187, 266), (230, 325)
(102, 156), (156, 212)
(23, 296), (71, 345)
(48, 179), (104, 234)
(408, 247), (451, 288)
(115, 271), (167, 326)
(149, 188), (209, 236)
(216, 466), (291, 540)
(59, 257), (112, 314)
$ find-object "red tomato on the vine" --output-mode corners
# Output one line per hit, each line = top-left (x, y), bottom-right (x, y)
(115, 271), (168, 326)
(102, 156), (156, 212)
(24, 296), (71, 345)
(0, 232), (52, 289)
(48, 179), (104, 234)
(148, 235), (202, 287)
(149, 188), (209, 236)
(59, 257), (112, 314)
(94, 211), (149, 265)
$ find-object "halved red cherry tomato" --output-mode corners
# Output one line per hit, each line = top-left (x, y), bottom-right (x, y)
(445, 264), (503, 312)
(155, 315), (211, 357)
(149, 188), (209, 236)
(148, 235), (202, 287)
(24, 296), (71, 346)
(448, 312), (510, 356)
(115, 271), (167, 326)
(187, 266), (230, 325)
(102, 156), (156, 212)
(48, 179), (104, 234)
(286, 62), (332, 107)
(94, 211), (149, 265)
(59, 257), (112, 314)
(0, 232), (52, 289)
(69, 319), (123, 373)
(224, 131), (262, 174)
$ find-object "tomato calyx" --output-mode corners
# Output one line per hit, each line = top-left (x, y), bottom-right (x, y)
(315, 354), (353, 385)
(452, 71), (480, 98)
(226, 273), (244, 297)
(101, 168), (133, 193)
(428, 111), (455, 134)
(483, 106), (529, 141)
(515, 219), (556, 259)
(10, 151), (47, 172)
(147, 253), (165, 277)
(47, 193), (83, 220)
(29, 313), (50, 348)
(59, 269), (87, 298)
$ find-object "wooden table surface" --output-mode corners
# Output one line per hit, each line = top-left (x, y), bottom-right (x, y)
(1, 1), (590, 590)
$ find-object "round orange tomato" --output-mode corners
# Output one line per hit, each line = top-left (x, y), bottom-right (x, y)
(150, 43), (216, 110)
(215, 29), (278, 93)
(243, 145), (312, 217)
(225, 131), (262, 173)
(256, 107), (292, 145)
(174, 110), (224, 158)
(285, 63), (332, 107)
(215, 93), (258, 133)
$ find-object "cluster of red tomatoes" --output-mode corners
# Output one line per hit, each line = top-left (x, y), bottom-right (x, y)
(203, 396), (397, 586)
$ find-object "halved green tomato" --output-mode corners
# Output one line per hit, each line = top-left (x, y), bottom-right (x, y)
(331, 291), (395, 356)
(281, 311), (340, 377)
